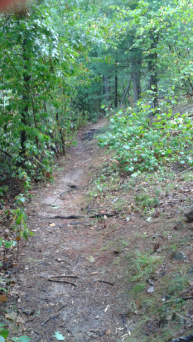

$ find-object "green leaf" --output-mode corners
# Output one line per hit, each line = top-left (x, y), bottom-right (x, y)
(12, 336), (31, 342)
(18, 336), (31, 342)
(16, 216), (22, 225)
(4, 241), (13, 249)
(0, 329), (9, 338)
(53, 332), (65, 341)
(22, 231), (28, 240)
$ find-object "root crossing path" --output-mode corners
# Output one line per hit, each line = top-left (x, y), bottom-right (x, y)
(15, 120), (131, 342)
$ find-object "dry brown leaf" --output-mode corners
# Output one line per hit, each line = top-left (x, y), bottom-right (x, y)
(105, 329), (111, 335)
(17, 315), (25, 324)
(0, 295), (8, 302)
(5, 312), (17, 320)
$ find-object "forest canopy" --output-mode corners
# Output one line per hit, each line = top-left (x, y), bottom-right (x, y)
(0, 0), (193, 181)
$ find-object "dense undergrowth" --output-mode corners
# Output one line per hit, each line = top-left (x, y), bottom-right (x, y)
(98, 101), (193, 177)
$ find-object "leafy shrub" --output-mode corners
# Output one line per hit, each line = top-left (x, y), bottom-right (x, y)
(98, 103), (193, 176)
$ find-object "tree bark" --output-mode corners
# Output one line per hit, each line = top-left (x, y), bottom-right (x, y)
(103, 75), (110, 102)
(114, 74), (118, 108)
(131, 58), (141, 104)
(20, 37), (30, 157)
(148, 32), (159, 114)
(120, 75), (132, 107)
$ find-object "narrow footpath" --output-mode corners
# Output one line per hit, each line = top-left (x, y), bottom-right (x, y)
(13, 120), (131, 342)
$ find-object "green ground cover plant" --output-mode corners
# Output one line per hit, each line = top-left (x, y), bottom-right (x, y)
(98, 103), (193, 176)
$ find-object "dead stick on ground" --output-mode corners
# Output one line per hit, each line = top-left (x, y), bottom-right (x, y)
(97, 280), (114, 286)
(39, 212), (118, 220)
(165, 296), (193, 303)
(42, 313), (60, 326)
(48, 279), (76, 286)
(48, 274), (79, 279)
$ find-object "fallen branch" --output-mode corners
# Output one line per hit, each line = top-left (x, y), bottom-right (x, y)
(49, 215), (84, 219)
(171, 333), (193, 342)
(48, 279), (76, 286)
(165, 296), (193, 303)
(97, 280), (114, 286)
(67, 184), (79, 189)
(41, 313), (60, 326)
(48, 274), (79, 279)
(41, 212), (118, 220)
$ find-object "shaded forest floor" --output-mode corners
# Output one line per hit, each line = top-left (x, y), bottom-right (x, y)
(1, 116), (193, 342)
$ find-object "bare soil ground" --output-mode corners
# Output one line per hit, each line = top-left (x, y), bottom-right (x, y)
(0, 119), (132, 342)
(1, 117), (193, 342)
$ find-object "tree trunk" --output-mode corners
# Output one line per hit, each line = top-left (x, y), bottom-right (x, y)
(56, 112), (65, 156)
(131, 59), (141, 104)
(148, 32), (159, 114)
(114, 74), (118, 108)
(120, 75), (132, 107)
(20, 37), (30, 157)
(103, 75), (110, 102)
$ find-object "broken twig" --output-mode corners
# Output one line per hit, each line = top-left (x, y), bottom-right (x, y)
(41, 313), (60, 326)
(48, 279), (76, 286)
(42, 212), (118, 220)
(97, 280), (114, 286)
(48, 274), (79, 279)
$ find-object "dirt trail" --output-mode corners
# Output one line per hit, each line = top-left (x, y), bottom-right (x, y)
(14, 119), (130, 342)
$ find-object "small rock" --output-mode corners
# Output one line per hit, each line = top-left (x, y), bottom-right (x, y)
(42, 252), (51, 256)
(170, 251), (186, 262)
(147, 286), (154, 293)
(49, 303), (55, 307)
